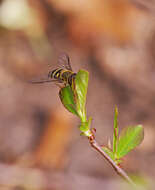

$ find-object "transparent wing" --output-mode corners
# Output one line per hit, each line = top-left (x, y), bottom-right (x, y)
(29, 79), (58, 84)
(28, 75), (62, 84)
(58, 53), (73, 71)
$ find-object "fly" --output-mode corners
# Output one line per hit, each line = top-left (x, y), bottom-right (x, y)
(30, 53), (76, 88)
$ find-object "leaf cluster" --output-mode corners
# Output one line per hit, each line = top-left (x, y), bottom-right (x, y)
(102, 107), (144, 164)
(59, 69), (144, 163)
(59, 70), (92, 136)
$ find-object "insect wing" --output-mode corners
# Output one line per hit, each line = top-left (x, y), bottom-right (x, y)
(29, 78), (59, 84)
(58, 53), (73, 71)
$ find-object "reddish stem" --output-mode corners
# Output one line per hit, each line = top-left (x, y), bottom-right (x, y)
(88, 135), (136, 186)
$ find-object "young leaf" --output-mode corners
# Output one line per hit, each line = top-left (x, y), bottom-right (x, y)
(59, 85), (78, 116)
(74, 70), (89, 122)
(79, 117), (92, 133)
(113, 106), (118, 154)
(102, 147), (122, 165)
(102, 147), (115, 161)
(116, 125), (144, 158)
(108, 138), (112, 149)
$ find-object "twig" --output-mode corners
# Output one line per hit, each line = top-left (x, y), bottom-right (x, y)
(88, 136), (136, 187)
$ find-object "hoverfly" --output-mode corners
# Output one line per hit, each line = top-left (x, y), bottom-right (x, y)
(30, 53), (76, 88)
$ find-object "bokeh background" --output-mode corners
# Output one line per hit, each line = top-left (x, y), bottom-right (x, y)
(0, 0), (155, 189)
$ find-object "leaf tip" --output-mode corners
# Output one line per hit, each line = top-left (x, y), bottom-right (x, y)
(114, 105), (118, 115)
(137, 124), (144, 135)
(137, 124), (143, 128)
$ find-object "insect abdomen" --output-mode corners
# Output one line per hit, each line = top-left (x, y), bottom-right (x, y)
(49, 68), (76, 86)
(50, 68), (63, 79)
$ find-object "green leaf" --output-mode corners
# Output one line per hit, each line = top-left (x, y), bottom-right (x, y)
(102, 147), (122, 165)
(113, 106), (118, 154)
(102, 147), (115, 161)
(79, 117), (92, 137)
(115, 159), (122, 165)
(74, 70), (89, 122)
(79, 117), (92, 133)
(116, 125), (144, 158)
(59, 85), (78, 116)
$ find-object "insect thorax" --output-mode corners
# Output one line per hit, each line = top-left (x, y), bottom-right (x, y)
(68, 73), (76, 86)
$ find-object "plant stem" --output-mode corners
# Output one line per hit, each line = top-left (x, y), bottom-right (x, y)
(88, 136), (136, 186)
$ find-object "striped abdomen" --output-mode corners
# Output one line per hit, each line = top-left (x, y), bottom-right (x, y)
(49, 68), (76, 86)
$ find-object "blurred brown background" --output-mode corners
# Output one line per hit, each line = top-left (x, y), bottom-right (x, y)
(0, 0), (155, 189)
